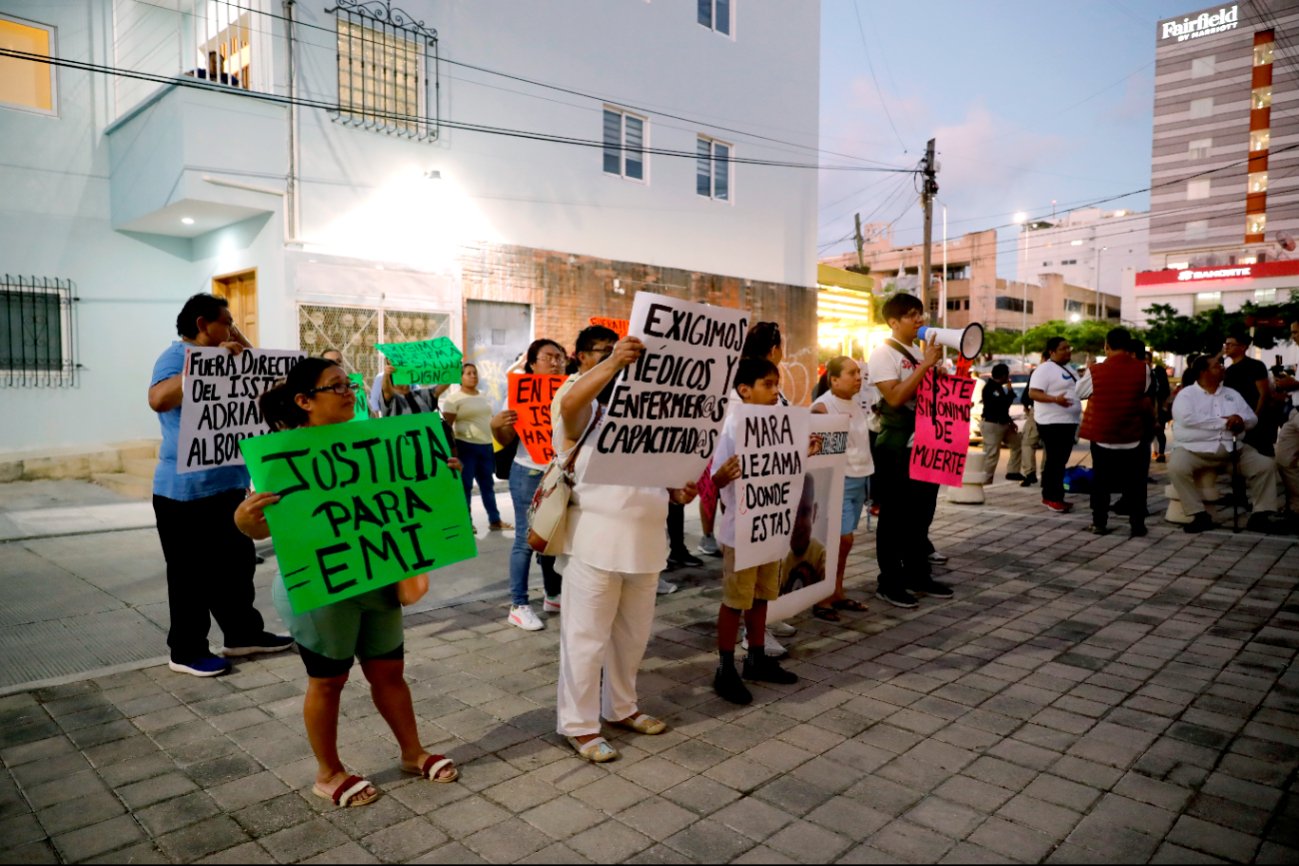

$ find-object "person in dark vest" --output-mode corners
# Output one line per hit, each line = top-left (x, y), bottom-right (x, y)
(1077, 328), (1152, 537)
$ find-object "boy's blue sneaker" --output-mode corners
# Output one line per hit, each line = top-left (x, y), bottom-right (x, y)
(168, 655), (232, 677)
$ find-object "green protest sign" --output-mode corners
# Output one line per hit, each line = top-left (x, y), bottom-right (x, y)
(376, 337), (463, 386)
(239, 413), (477, 613)
(348, 373), (368, 422)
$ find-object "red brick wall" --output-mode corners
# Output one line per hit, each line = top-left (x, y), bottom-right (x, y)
(457, 242), (821, 404)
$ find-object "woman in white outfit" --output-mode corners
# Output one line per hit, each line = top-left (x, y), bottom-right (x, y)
(554, 335), (698, 762)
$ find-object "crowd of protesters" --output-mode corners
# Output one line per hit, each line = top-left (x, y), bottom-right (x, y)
(150, 291), (1298, 804)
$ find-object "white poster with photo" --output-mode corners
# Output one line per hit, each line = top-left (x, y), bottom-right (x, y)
(583, 291), (748, 488)
(733, 404), (811, 572)
(177, 346), (306, 473)
(766, 414), (849, 623)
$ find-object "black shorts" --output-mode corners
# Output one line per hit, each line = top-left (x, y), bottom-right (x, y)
(296, 642), (405, 679)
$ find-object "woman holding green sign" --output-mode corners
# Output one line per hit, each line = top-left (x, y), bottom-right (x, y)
(234, 357), (460, 808)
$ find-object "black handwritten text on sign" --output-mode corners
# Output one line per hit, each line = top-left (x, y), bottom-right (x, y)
(734, 404), (810, 572)
(582, 291), (749, 488)
(177, 347), (305, 474)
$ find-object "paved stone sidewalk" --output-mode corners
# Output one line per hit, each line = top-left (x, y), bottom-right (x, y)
(1, 480), (1297, 864)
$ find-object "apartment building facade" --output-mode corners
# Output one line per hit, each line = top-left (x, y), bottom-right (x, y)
(1135, 0), (1299, 323)
(0, 0), (822, 450)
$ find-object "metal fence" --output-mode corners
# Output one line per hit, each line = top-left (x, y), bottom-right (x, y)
(0, 275), (78, 388)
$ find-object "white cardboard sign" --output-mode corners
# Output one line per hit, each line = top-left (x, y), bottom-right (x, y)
(733, 404), (811, 572)
(582, 291), (747, 488)
(177, 346), (306, 473)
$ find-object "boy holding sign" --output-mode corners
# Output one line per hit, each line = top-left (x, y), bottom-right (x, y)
(709, 358), (800, 705)
(868, 294), (954, 610)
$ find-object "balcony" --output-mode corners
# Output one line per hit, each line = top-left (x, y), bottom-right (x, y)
(104, 82), (286, 238)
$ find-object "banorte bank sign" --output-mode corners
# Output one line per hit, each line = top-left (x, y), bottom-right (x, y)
(1160, 5), (1239, 42)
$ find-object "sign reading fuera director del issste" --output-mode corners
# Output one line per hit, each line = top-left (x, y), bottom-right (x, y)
(582, 291), (748, 488)
(177, 347), (306, 474)
(239, 413), (477, 613)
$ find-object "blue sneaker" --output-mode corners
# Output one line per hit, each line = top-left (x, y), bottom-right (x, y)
(168, 655), (232, 677)
(221, 632), (294, 657)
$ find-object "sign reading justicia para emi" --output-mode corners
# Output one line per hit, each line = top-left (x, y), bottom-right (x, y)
(1159, 5), (1238, 41)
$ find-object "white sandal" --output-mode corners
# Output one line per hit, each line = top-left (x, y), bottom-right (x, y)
(567, 735), (618, 763)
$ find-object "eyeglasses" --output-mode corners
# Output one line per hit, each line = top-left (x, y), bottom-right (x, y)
(306, 381), (360, 397)
(536, 351), (567, 363)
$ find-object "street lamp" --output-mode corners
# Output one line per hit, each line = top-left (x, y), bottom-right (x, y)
(1014, 211), (1029, 365)
(1094, 245), (1108, 321)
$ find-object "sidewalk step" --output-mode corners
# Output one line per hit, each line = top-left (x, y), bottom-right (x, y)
(115, 440), (160, 461)
(121, 457), (157, 480)
(90, 472), (152, 500)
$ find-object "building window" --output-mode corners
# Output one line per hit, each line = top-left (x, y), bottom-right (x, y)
(1188, 138), (1211, 160)
(0, 14), (56, 114)
(1254, 42), (1274, 66)
(1, 276), (76, 387)
(696, 136), (731, 200)
(191, 1), (251, 89)
(1252, 87), (1272, 110)
(1185, 220), (1209, 240)
(1255, 288), (1277, 304)
(333, 1), (438, 141)
(1187, 179), (1210, 200)
(1189, 97), (1213, 118)
(1247, 213), (1266, 235)
(1249, 172), (1268, 193)
(1061, 259), (1077, 266)
(1191, 55), (1215, 77)
(1042, 261), (1052, 267)
(994, 296), (1032, 313)
(604, 108), (646, 181)
(1250, 130), (1270, 152)
(1193, 291), (1221, 314)
(698, 0), (732, 36)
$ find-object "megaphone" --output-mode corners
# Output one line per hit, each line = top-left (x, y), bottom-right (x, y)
(918, 323), (984, 360)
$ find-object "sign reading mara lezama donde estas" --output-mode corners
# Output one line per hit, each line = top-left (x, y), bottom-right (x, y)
(582, 291), (748, 488)
(177, 347), (306, 474)
(733, 404), (810, 572)
(1159, 4), (1238, 42)
(239, 413), (477, 613)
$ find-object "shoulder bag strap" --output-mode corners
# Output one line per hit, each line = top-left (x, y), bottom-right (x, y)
(884, 338), (921, 367)
(561, 404), (604, 474)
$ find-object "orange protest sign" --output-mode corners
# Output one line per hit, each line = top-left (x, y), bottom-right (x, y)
(507, 373), (568, 465)
(589, 316), (629, 338)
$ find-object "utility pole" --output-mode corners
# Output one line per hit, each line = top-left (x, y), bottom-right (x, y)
(919, 138), (938, 312)
(854, 212), (865, 270)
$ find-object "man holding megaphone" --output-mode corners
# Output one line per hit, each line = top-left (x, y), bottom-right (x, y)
(867, 294), (955, 609)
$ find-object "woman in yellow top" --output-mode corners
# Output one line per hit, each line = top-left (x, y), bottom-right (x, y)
(442, 362), (511, 531)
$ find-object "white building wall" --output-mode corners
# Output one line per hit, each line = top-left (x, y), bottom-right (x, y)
(0, 0), (820, 452)
(1019, 208), (1150, 320)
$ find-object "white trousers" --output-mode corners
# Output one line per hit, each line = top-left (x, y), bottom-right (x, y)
(1276, 413), (1299, 512)
(556, 557), (658, 737)
(1168, 444), (1279, 515)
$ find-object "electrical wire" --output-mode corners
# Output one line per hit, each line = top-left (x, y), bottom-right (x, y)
(126, 0), (909, 170)
(0, 48), (913, 174)
(850, 0), (907, 154)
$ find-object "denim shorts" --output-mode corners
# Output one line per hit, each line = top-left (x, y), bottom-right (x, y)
(841, 475), (869, 535)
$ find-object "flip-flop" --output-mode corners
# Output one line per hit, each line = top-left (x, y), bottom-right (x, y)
(812, 606), (840, 622)
(832, 598), (869, 612)
(312, 774), (379, 808)
(402, 753), (458, 783)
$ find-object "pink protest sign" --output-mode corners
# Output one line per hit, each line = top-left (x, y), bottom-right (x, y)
(909, 370), (976, 487)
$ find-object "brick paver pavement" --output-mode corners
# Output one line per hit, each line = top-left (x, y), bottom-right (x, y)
(1, 480), (1297, 863)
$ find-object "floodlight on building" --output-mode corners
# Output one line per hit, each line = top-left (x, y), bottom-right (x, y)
(181, 217), (195, 225)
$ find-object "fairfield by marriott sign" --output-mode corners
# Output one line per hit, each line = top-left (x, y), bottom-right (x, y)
(1160, 4), (1239, 41)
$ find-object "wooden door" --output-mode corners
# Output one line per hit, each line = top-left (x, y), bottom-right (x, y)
(212, 269), (258, 346)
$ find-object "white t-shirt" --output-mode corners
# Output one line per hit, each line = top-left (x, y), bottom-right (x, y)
(813, 391), (875, 478)
(553, 395), (668, 574)
(1029, 360), (1082, 425)
(712, 414), (740, 549)
(868, 342), (920, 412)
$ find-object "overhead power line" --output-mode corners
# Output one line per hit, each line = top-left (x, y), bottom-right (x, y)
(0, 48), (914, 175)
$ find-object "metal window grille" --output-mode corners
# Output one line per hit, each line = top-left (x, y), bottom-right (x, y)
(328, 0), (439, 141)
(0, 276), (78, 387)
(299, 303), (450, 382)
(189, 0), (253, 89)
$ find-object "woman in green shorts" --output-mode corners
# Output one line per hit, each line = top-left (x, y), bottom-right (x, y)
(234, 356), (459, 808)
